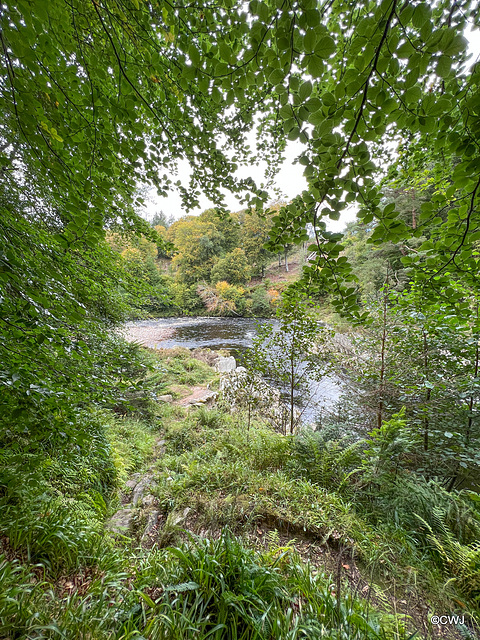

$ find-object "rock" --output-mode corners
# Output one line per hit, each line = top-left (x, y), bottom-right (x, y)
(107, 508), (133, 535)
(125, 473), (142, 491)
(168, 506), (191, 527)
(215, 355), (236, 372)
(178, 388), (217, 407)
(132, 475), (157, 506)
(142, 494), (156, 507)
(140, 510), (160, 547)
(157, 394), (173, 403)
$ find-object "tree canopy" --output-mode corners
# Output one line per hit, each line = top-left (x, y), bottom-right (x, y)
(2, 0), (480, 447)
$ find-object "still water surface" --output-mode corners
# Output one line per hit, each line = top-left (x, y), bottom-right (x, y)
(123, 316), (343, 424)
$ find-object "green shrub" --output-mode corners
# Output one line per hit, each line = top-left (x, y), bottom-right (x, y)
(294, 432), (362, 496)
(250, 286), (271, 317)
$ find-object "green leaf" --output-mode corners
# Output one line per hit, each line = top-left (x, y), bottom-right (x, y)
(307, 55), (324, 77)
(304, 29), (317, 53)
(314, 36), (336, 59)
(436, 55), (451, 78)
(412, 4), (431, 28)
(299, 81), (312, 101)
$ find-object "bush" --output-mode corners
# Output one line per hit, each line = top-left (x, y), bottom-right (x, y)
(210, 248), (251, 285)
(172, 282), (204, 313)
(250, 286), (271, 316)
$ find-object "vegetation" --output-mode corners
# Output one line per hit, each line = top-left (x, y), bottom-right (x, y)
(2, 0), (480, 638)
(0, 351), (436, 639)
(105, 207), (295, 318)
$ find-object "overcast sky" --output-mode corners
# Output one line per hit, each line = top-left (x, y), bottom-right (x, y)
(143, 23), (480, 233)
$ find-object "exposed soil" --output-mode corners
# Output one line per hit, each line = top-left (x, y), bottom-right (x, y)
(174, 386), (217, 407)
(249, 259), (303, 286)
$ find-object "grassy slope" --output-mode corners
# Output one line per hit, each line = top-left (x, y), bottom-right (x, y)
(0, 349), (478, 639)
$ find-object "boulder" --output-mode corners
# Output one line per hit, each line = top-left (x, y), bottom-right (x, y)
(168, 506), (192, 527)
(140, 510), (161, 547)
(107, 508), (133, 535)
(157, 394), (173, 403)
(132, 474), (157, 506)
(215, 355), (236, 372)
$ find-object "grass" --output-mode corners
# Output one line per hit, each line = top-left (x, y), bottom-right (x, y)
(151, 400), (479, 632)
(107, 414), (158, 483)
(1, 347), (479, 638)
(154, 347), (219, 397)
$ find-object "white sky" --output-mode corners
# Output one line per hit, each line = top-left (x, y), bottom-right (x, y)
(143, 23), (480, 233)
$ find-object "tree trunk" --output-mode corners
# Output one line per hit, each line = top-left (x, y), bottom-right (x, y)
(467, 307), (479, 445)
(423, 330), (430, 452)
(284, 247), (289, 272)
(411, 188), (417, 229)
(290, 353), (295, 434)
(378, 282), (388, 429)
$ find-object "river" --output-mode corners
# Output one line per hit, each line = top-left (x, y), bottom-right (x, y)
(122, 317), (343, 425)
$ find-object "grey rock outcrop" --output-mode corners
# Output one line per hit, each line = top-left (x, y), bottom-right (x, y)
(108, 438), (165, 545)
(215, 355), (236, 372)
(107, 508), (133, 534)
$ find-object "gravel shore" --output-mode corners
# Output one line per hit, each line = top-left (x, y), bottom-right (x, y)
(118, 325), (176, 348)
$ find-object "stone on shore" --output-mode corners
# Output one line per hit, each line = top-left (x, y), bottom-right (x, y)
(157, 394), (173, 403)
(215, 355), (236, 372)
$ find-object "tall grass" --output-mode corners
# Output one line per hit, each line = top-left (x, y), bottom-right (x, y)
(132, 531), (397, 640)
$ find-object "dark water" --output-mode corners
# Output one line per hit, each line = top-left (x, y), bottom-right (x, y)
(131, 317), (263, 357)
(125, 316), (343, 423)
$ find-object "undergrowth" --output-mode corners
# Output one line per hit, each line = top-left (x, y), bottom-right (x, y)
(1, 348), (479, 638)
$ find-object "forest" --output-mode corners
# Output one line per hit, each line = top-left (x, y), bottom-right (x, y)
(108, 205), (294, 317)
(1, 0), (480, 638)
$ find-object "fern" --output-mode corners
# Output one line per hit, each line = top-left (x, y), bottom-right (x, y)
(419, 508), (480, 603)
(295, 433), (362, 495)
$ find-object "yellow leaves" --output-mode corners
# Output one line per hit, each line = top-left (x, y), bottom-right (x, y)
(267, 288), (280, 307)
(163, 29), (175, 44)
(215, 281), (230, 296)
(40, 121), (63, 143)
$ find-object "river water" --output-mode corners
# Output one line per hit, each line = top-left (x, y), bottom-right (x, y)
(122, 317), (343, 424)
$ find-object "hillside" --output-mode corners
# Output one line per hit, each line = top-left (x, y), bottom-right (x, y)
(3, 348), (476, 639)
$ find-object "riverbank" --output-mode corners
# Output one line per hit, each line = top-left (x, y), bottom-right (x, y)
(1, 346), (477, 638)
(118, 316), (345, 425)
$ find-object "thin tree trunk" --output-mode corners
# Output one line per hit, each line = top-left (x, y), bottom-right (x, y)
(411, 189), (417, 229)
(423, 330), (430, 452)
(467, 306), (479, 445)
(284, 247), (289, 272)
(290, 353), (295, 434)
(378, 283), (388, 429)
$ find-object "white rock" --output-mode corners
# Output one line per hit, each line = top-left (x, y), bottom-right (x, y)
(215, 356), (236, 372)
(157, 394), (173, 403)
